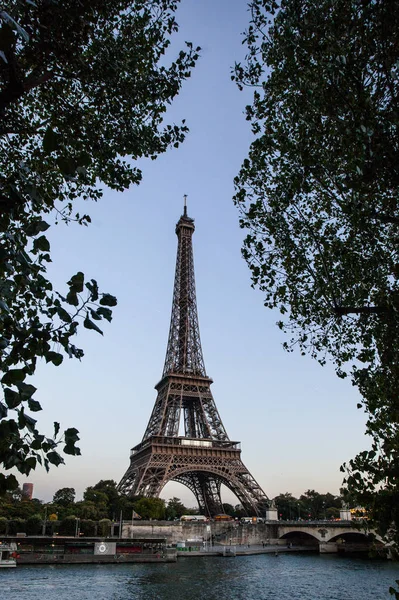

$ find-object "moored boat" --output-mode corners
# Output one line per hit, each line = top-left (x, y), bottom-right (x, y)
(0, 542), (17, 567)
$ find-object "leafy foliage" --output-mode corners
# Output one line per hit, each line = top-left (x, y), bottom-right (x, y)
(0, 516), (7, 533)
(98, 518), (112, 537)
(221, 503), (236, 517)
(58, 514), (78, 536)
(0, 0), (199, 488)
(25, 513), (42, 535)
(80, 519), (96, 537)
(165, 496), (188, 520)
(273, 491), (341, 521)
(134, 497), (165, 520)
(233, 0), (399, 548)
(52, 487), (75, 507)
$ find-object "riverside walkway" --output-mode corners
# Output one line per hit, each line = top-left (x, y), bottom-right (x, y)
(177, 543), (314, 557)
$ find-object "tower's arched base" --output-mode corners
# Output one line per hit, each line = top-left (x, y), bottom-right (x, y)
(118, 435), (268, 517)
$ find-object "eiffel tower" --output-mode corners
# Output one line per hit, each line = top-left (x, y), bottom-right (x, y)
(118, 200), (269, 516)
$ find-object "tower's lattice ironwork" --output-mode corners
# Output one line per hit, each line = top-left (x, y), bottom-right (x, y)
(118, 202), (268, 516)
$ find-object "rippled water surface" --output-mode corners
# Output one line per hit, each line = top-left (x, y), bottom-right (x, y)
(1, 555), (399, 600)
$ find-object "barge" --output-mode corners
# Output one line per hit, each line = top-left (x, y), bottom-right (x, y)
(1, 536), (176, 564)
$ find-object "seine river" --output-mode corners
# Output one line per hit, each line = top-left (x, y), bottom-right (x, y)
(2, 555), (399, 600)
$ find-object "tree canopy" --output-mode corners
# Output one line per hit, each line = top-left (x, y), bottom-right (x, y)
(134, 497), (165, 520)
(233, 0), (399, 548)
(52, 487), (75, 507)
(165, 496), (187, 520)
(272, 490), (341, 521)
(0, 0), (199, 491)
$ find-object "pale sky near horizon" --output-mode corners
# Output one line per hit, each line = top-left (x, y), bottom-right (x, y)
(14, 0), (369, 507)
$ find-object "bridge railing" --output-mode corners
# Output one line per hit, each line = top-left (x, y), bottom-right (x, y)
(265, 519), (353, 526)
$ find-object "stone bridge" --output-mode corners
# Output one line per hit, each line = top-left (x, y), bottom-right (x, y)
(273, 520), (382, 553)
(120, 519), (382, 554)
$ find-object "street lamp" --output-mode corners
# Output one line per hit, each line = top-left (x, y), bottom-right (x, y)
(75, 518), (80, 537)
(42, 505), (47, 536)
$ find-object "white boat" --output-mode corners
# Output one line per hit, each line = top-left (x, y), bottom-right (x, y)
(0, 542), (17, 567)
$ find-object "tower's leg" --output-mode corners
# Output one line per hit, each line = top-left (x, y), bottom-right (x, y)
(174, 472), (224, 515)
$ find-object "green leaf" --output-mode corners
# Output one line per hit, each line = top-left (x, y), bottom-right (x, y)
(33, 235), (50, 253)
(25, 456), (37, 471)
(2, 369), (26, 385)
(18, 411), (37, 432)
(0, 401), (7, 418)
(31, 438), (43, 450)
(25, 219), (50, 237)
(90, 308), (102, 321)
(66, 290), (79, 306)
(28, 398), (42, 412)
(16, 382), (37, 399)
(67, 271), (84, 292)
(97, 307), (112, 322)
(64, 442), (81, 455)
(46, 351), (63, 366)
(43, 127), (60, 153)
(86, 279), (99, 301)
(46, 451), (64, 466)
(57, 307), (72, 322)
(54, 422), (60, 437)
(100, 293), (117, 307)
(63, 428), (81, 456)
(64, 427), (80, 443)
(84, 316), (103, 335)
(4, 388), (21, 409)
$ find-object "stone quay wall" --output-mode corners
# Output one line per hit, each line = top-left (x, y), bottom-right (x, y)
(121, 521), (281, 546)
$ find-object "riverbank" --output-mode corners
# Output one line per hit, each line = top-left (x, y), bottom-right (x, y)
(14, 543), (316, 564)
(5, 535), (316, 565)
(2, 530), (382, 565)
(176, 543), (315, 557)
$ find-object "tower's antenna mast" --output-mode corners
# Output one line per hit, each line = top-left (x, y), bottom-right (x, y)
(183, 194), (188, 216)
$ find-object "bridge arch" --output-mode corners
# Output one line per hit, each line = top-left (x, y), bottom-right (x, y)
(326, 530), (383, 544)
(279, 530), (319, 546)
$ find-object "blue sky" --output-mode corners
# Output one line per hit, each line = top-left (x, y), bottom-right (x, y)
(18, 0), (368, 507)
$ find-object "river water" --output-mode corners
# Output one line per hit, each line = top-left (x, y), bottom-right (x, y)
(1, 554), (399, 600)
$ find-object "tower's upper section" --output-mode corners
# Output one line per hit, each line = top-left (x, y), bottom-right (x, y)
(162, 201), (207, 378)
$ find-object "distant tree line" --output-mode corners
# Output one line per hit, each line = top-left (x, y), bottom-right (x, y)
(0, 480), (345, 535)
(221, 490), (342, 521)
(0, 479), (200, 534)
(271, 490), (342, 521)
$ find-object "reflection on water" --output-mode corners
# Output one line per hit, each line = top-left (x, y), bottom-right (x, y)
(1, 555), (399, 600)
